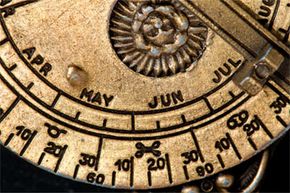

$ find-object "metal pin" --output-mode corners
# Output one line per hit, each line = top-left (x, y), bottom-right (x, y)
(216, 174), (234, 189)
(66, 65), (88, 87)
(255, 63), (271, 79)
(182, 186), (200, 193)
(201, 180), (214, 192)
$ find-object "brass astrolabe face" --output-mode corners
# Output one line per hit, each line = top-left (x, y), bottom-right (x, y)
(0, 0), (289, 192)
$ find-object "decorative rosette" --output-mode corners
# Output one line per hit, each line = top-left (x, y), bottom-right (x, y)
(110, 0), (208, 77)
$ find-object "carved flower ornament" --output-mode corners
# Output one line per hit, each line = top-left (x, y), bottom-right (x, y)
(110, 0), (208, 77)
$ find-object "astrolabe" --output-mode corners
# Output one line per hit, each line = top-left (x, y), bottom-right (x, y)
(0, 0), (289, 192)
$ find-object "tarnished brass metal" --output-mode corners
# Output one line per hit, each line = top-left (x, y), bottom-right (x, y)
(0, 0), (289, 192)
(234, 46), (285, 96)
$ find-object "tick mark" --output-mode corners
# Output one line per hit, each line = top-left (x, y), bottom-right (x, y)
(183, 165), (189, 180)
(165, 153), (173, 184)
(54, 145), (68, 173)
(130, 156), (134, 187)
(0, 38), (8, 46)
(38, 152), (46, 165)
(4, 133), (14, 146)
(156, 121), (161, 130)
(112, 171), (116, 186)
(181, 114), (187, 123)
(190, 129), (205, 163)
(226, 133), (242, 160)
(147, 171), (152, 187)
(217, 154), (225, 168)
(51, 93), (61, 108)
(204, 97), (214, 112)
(131, 113), (135, 131)
(95, 137), (103, 171)
(0, 108), (3, 116)
(229, 91), (236, 99)
(75, 112), (81, 120)
(255, 116), (273, 139)
(20, 130), (37, 156)
(276, 116), (287, 127)
(73, 164), (80, 179)
(247, 137), (258, 151)
(8, 63), (17, 71)
(26, 82), (34, 90)
(102, 119), (107, 128)
(0, 96), (21, 123)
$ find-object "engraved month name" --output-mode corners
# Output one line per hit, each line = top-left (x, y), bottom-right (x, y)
(212, 59), (242, 84)
(80, 88), (114, 107)
(22, 47), (53, 77)
(148, 90), (184, 109)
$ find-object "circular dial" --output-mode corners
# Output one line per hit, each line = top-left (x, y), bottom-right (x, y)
(0, 0), (289, 190)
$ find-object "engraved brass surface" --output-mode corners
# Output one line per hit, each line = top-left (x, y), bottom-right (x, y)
(0, 0), (289, 191)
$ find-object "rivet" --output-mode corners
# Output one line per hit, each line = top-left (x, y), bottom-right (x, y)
(255, 63), (271, 79)
(182, 186), (200, 193)
(201, 180), (214, 192)
(216, 174), (234, 189)
(67, 65), (88, 87)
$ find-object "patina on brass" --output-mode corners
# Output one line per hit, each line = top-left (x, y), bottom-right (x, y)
(0, 0), (289, 192)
